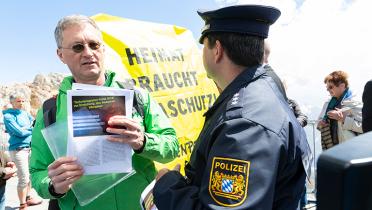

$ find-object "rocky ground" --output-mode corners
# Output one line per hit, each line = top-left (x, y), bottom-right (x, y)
(5, 176), (48, 210)
(0, 73), (65, 117)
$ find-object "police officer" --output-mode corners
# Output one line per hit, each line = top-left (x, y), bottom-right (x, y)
(153, 5), (312, 210)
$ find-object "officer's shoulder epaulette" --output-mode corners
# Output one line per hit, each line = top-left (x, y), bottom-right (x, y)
(225, 89), (245, 119)
(239, 79), (288, 135)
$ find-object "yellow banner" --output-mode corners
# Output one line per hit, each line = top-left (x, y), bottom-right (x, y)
(92, 14), (219, 172)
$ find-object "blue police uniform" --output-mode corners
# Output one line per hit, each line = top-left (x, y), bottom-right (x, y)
(153, 5), (312, 210)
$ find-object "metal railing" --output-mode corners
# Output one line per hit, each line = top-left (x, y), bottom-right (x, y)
(304, 119), (320, 203)
(307, 119), (319, 176)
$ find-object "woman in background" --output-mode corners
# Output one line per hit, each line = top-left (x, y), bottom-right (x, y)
(3, 92), (42, 209)
(317, 71), (363, 150)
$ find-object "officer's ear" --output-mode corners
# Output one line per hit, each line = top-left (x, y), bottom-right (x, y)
(214, 40), (224, 63)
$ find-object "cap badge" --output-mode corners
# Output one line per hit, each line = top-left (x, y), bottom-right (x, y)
(201, 24), (210, 33)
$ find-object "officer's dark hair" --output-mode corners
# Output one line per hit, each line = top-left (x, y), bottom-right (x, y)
(206, 32), (264, 67)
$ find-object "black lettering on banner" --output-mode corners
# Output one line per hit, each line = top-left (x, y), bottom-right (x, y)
(158, 103), (169, 118)
(178, 140), (195, 157)
(207, 94), (215, 108)
(126, 48), (141, 65)
(157, 48), (166, 62)
(179, 142), (187, 157)
(140, 47), (152, 63)
(171, 49), (181, 62)
(182, 72), (192, 87)
(138, 76), (153, 92)
(165, 49), (171, 62)
(176, 48), (184, 61)
(167, 100), (178, 117)
(153, 74), (165, 91)
(159, 93), (218, 118)
(194, 95), (203, 111)
(125, 47), (185, 66)
(162, 73), (175, 89)
(177, 99), (187, 115)
(190, 71), (198, 86)
(185, 97), (196, 113)
(201, 95), (207, 110)
(150, 48), (159, 63)
(173, 72), (183, 88)
(131, 71), (199, 92)
(187, 141), (193, 153)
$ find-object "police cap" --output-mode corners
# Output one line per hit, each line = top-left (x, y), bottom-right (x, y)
(197, 5), (281, 44)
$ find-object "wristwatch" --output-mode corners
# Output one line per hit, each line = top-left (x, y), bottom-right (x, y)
(48, 181), (66, 198)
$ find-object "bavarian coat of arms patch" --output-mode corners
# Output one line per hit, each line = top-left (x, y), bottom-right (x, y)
(209, 157), (250, 207)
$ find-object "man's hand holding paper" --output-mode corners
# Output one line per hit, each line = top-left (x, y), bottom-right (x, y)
(106, 116), (145, 151)
(48, 157), (84, 194)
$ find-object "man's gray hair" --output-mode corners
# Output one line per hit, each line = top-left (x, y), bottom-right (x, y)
(54, 14), (102, 48)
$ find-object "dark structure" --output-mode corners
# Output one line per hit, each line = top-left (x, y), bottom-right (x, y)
(317, 132), (372, 210)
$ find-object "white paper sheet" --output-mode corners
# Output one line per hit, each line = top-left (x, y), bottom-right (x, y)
(67, 85), (134, 175)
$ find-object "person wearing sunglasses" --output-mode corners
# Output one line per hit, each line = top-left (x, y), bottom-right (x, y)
(317, 70), (363, 150)
(2, 93), (43, 209)
(29, 15), (179, 210)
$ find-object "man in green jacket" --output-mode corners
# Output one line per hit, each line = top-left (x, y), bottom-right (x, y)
(30, 14), (179, 210)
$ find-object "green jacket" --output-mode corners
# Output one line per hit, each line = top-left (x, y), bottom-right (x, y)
(30, 72), (179, 210)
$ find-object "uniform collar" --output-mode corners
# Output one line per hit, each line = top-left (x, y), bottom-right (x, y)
(204, 65), (266, 117)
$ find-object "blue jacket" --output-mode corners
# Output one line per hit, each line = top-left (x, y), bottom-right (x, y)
(153, 65), (312, 210)
(2, 109), (34, 151)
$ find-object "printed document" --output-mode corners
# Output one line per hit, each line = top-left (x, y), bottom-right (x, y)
(67, 85), (134, 175)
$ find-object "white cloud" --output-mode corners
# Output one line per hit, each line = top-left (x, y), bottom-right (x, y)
(268, 0), (372, 119)
(213, 0), (372, 119)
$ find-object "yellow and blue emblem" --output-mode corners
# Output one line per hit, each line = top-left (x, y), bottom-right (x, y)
(209, 157), (250, 207)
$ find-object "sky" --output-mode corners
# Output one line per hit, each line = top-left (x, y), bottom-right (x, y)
(1, 0), (371, 120)
(217, 0), (372, 120)
(0, 0), (215, 84)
